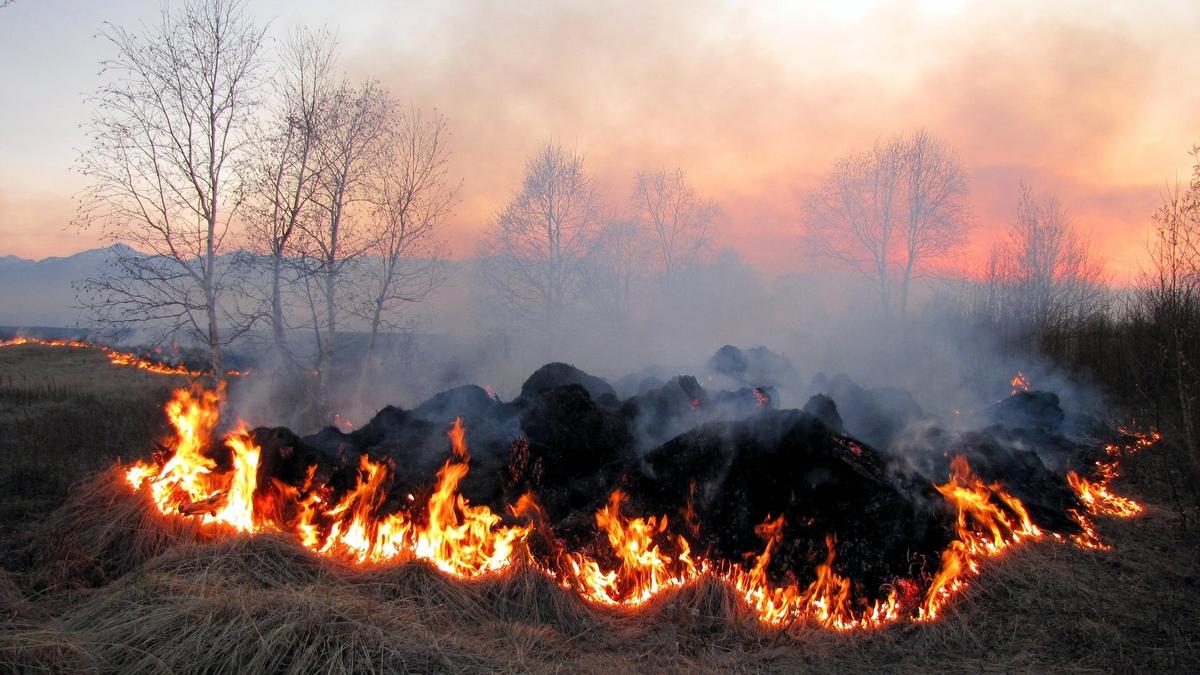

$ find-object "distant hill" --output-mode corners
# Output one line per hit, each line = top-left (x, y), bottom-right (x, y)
(0, 245), (134, 327)
(0, 245), (474, 333)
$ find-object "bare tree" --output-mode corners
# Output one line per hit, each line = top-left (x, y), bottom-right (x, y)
(633, 168), (717, 285)
(245, 27), (338, 366)
(477, 143), (602, 343)
(985, 183), (1105, 336)
(299, 79), (392, 402)
(804, 131), (969, 316)
(355, 107), (455, 373)
(1137, 145), (1200, 467)
(585, 218), (651, 327)
(75, 0), (266, 375)
(897, 130), (970, 316)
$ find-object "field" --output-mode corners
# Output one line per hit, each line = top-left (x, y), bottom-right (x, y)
(1, 344), (1198, 673)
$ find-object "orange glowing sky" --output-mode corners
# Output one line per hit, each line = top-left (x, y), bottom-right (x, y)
(1, 0), (1197, 283)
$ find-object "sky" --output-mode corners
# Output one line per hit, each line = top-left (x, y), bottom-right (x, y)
(0, 0), (1196, 283)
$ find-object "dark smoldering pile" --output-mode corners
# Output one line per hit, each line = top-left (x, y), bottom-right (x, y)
(230, 346), (1112, 598)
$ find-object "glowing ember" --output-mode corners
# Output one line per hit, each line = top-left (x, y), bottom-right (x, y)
(1010, 371), (1031, 395)
(753, 387), (769, 407)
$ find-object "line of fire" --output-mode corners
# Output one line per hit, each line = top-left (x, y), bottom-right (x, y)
(5, 333), (1150, 632)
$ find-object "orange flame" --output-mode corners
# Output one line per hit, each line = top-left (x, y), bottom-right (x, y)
(123, 386), (1157, 631)
(126, 392), (528, 578)
(1067, 470), (1142, 518)
(920, 455), (1042, 620)
(1010, 371), (1031, 395)
(2, 336), (248, 377)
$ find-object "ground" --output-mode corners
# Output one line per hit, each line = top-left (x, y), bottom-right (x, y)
(0, 344), (1197, 673)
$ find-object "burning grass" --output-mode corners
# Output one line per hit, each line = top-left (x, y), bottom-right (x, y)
(0, 346), (1197, 672)
(106, 384), (1157, 632)
(3, 484), (1196, 673)
(0, 336), (248, 379)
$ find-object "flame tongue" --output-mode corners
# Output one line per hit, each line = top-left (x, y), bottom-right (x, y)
(920, 455), (1042, 620)
(126, 393), (529, 578)
(2, 336), (245, 377)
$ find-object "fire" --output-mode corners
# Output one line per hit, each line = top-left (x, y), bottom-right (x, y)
(1, 336), (247, 378)
(558, 490), (699, 607)
(1059, 429), (1149, 549)
(105, 349), (201, 376)
(552, 496), (899, 630)
(0, 336), (90, 348)
(1010, 371), (1030, 395)
(122, 385), (1156, 631)
(920, 455), (1042, 620)
(753, 387), (770, 407)
(126, 388), (529, 578)
(1067, 471), (1142, 518)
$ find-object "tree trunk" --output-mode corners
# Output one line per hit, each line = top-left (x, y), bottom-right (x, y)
(271, 252), (291, 358)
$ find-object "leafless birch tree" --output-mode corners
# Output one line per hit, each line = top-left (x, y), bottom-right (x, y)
(633, 168), (717, 285)
(897, 130), (970, 315)
(804, 131), (969, 316)
(245, 27), (338, 366)
(355, 107), (455, 371)
(477, 143), (602, 343)
(75, 0), (266, 375)
(300, 79), (392, 400)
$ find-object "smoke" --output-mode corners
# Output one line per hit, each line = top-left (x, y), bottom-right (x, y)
(221, 236), (1109, 469)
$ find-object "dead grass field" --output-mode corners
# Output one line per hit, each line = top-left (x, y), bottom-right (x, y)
(1, 344), (1197, 673)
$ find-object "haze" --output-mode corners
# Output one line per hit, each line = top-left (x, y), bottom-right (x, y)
(1, 0), (1198, 282)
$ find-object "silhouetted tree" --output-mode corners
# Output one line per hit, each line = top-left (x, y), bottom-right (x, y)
(298, 79), (392, 404)
(355, 107), (455, 372)
(633, 168), (717, 286)
(477, 143), (602, 345)
(245, 27), (339, 366)
(804, 130), (969, 316)
(76, 0), (266, 376)
(984, 183), (1105, 340)
(1136, 145), (1200, 469)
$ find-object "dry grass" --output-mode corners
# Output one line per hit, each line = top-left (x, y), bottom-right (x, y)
(1, 345), (1198, 673)
(2, 468), (1195, 674)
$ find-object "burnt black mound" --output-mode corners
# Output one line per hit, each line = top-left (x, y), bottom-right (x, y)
(220, 352), (1118, 600)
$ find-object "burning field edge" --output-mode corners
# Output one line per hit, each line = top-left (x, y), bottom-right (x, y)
(1, 343), (1196, 673)
(76, 384), (1156, 629)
